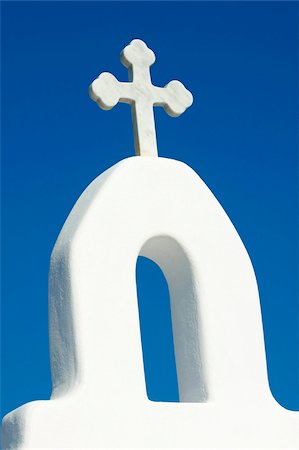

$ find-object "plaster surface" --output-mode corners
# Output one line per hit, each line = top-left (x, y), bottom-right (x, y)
(2, 157), (298, 449)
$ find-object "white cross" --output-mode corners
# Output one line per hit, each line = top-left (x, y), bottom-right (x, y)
(89, 39), (193, 157)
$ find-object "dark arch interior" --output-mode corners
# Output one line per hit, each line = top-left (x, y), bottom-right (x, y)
(136, 235), (207, 403)
(136, 256), (179, 402)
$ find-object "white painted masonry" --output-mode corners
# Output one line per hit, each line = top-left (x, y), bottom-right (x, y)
(2, 156), (298, 449)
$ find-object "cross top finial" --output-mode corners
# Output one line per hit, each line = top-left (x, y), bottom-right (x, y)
(89, 39), (193, 157)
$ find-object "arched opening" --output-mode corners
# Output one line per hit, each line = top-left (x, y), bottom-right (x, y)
(136, 236), (208, 403)
(136, 256), (179, 402)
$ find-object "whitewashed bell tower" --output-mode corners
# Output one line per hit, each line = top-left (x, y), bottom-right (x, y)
(2, 39), (298, 449)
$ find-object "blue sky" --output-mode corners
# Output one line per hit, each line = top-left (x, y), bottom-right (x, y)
(1, 1), (298, 418)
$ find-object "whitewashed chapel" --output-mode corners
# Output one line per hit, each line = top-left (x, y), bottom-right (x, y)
(2, 39), (298, 449)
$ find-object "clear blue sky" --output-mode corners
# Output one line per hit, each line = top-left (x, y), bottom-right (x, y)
(2, 1), (298, 419)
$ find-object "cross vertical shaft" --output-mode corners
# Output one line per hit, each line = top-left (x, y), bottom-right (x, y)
(125, 46), (158, 156)
(132, 102), (158, 157)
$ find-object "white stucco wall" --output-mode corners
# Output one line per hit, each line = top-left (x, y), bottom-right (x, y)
(2, 156), (298, 449)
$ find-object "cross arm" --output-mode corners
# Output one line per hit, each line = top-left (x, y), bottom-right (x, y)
(153, 81), (193, 117)
(89, 73), (136, 110)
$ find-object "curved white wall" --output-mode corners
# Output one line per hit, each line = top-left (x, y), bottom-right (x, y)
(2, 157), (298, 449)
